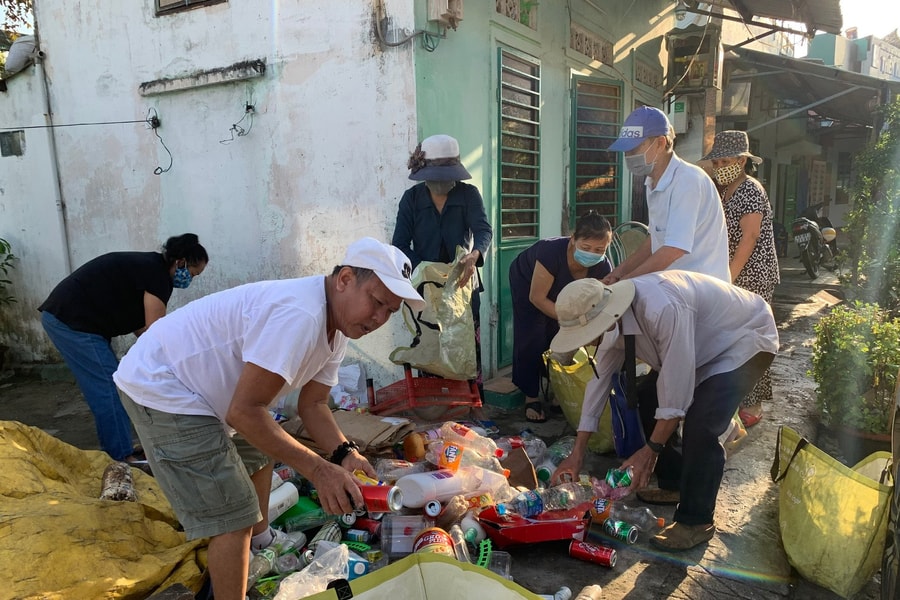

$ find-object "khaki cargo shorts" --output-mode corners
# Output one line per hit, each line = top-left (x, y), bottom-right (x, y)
(119, 389), (271, 540)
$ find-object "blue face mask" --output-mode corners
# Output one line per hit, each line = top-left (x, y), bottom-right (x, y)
(173, 265), (193, 289)
(573, 248), (606, 267)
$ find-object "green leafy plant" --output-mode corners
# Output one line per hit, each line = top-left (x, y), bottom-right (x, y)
(0, 237), (17, 305)
(841, 95), (900, 316)
(811, 301), (900, 434)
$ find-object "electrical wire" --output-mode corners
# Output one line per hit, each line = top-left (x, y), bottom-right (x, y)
(220, 102), (255, 144)
(147, 108), (173, 175)
(663, 12), (714, 99)
(0, 118), (153, 131)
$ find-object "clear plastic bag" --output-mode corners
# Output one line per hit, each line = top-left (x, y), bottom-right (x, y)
(273, 542), (349, 600)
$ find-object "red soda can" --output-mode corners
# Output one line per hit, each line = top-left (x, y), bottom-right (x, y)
(569, 540), (617, 567)
(360, 484), (403, 513)
(354, 517), (383, 540)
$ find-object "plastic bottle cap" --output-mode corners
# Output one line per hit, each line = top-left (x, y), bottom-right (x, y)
(657, 517), (666, 528)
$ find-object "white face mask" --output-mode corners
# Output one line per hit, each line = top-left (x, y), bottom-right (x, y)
(624, 143), (659, 177)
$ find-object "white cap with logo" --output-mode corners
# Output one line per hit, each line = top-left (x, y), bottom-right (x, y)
(342, 238), (426, 311)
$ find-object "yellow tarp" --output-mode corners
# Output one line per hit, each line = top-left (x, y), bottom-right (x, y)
(0, 420), (207, 600)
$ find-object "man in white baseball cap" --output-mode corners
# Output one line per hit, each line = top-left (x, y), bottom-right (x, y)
(113, 237), (424, 600)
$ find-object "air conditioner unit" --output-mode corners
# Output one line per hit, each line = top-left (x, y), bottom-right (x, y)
(427, 0), (463, 30)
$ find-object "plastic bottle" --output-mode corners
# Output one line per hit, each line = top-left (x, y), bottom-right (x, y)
(460, 510), (486, 544)
(591, 499), (665, 531)
(496, 481), (594, 518)
(268, 481), (300, 524)
(440, 422), (503, 461)
(375, 458), (429, 482)
(534, 459), (557, 486)
(537, 587), (573, 600)
(247, 547), (276, 587)
(425, 441), (508, 475)
(545, 436), (577, 466)
(395, 468), (479, 508)
(495, 433), (547, 462)
(273, 549), (304, 575)
(448, 524), (472, 563)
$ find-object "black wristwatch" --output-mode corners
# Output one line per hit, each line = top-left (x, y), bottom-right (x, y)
(646, 439), (665, 454)
(330, 440), (360, 465)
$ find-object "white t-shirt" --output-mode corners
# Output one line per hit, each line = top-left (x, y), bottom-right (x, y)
(113, 276), (347, 431)
(644, 154), (731, 281)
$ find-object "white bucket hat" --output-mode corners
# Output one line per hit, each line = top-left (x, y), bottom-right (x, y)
(550, 278), (636, 353)
(408, 134), (472, 182)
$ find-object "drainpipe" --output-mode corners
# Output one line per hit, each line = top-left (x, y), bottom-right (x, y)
(34, 25), (73, 274)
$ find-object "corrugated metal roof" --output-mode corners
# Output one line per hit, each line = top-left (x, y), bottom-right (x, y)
(728, 47), (900, 129)
(704, 0), (843, 34)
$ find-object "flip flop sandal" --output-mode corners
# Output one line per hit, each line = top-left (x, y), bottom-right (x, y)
(524, 401), (547, 423)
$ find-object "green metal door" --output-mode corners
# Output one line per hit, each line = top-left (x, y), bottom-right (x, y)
(496, 47), (541, 368)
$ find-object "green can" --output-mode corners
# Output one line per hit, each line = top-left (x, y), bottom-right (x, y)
(605, 467), (633, 488)
(603, 518), (638, 544)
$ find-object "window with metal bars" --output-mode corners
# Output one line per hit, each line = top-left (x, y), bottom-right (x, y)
(570, 77), (623, 227)
(156, 0), (225, 17)
(498, 49), (540, 243)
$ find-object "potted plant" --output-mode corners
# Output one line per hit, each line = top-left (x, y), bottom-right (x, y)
(811, 301), (900, 462)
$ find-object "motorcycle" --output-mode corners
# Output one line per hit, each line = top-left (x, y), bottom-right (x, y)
(791, 210), (837, 279)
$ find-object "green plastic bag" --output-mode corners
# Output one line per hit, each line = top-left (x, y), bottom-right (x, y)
(390, 247), (476, 380)
(771, 425), (893, 598)
(544, 347), (615, 454)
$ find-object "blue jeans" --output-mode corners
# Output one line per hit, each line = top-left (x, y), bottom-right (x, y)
(41, 310), (135, 460)
(638, 352), (775, 525)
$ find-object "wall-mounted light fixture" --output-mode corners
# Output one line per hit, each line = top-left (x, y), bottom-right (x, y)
(674, 0), (689, 22)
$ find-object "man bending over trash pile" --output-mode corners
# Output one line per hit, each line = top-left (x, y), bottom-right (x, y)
(113, 237), (425, 600)
(549, 271), (777, 551)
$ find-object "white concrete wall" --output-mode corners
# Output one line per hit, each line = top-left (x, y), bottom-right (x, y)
(0, 0), (423, 386)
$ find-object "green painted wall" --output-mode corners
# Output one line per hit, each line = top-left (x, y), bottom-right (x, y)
(410, 0), (673, 375)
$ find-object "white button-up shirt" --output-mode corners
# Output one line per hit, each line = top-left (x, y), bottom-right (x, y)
(578, 271), (779, 432)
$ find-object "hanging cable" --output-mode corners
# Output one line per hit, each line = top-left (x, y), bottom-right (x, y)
(220, 101), (255, 144)
(146, 108), (173, 175)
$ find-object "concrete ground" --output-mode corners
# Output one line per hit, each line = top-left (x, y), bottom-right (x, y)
(479, 255), (882, 599)
(0, 253), (884, 599)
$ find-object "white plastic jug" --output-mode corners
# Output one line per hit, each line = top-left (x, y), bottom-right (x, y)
(268, 481), (299, 523)
(395, 469), (477, 507)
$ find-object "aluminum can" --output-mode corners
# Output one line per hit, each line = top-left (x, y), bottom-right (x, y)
(354, 516), (382, 540)
(604, 467), (633, 488)
(339, 512), (357, 527)
(308, 520), (342, 552)
(424, 499), (442, 518)
(345, 528), (371, 543)
(602, 518), (638, 544)
(412, 526), (455, 557)
(569, 540), (617, 567)
(360, 484), (404, 513)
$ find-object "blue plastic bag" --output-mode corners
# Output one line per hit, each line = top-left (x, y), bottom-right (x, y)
(609, 370), (645, 458)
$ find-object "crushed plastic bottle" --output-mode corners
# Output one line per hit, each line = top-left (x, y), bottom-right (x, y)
(495, 432), (547, 462)
(590, 499), (665, 531)
(449, 524), (472, 563)
(425, 440), (508, 475)
(440, 422), (503, 461)
(545, 436), (577, 466)
(496, 481), (594, 518)
(247, 547), (276, 587)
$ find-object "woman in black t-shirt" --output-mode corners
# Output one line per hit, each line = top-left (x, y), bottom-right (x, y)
(38, 233), (208, 463)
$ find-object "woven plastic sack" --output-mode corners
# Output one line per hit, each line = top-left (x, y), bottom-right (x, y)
(390, 246), (476, 380)
(293, 553), (542, 600)
(771, 425), (893, 598)
(545, 348), (615, 454)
